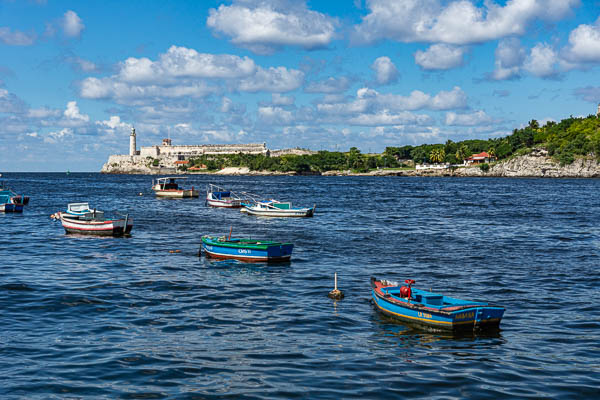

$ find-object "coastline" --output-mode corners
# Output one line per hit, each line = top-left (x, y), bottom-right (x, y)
(101, 151), (600, 178)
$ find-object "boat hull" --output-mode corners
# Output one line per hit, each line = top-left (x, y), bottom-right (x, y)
(154, 189), (199, 198)
(59, 214), (133, 237)
(1, 203), (23, 212)
(371, 278), (504, 331)
(243, 207), (314, 217)
(201, 237), (293, 262)
(207, 198), (242, 208)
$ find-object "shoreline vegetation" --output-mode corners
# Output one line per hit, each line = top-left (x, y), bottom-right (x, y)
(103, 114), (600, 178)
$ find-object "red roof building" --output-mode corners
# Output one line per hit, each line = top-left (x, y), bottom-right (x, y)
(465, 152), (496, 165)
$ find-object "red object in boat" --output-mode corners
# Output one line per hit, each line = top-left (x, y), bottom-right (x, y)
(400, 279), (415, 298)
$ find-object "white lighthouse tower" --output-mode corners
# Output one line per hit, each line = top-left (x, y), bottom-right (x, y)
(597, 103), (600, 117)
(129, 127), (137, 156)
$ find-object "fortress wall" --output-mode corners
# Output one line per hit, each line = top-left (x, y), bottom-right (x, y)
(140, 143), (268, 157)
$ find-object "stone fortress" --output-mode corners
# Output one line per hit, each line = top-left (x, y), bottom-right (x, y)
(100, 128), (314, 174)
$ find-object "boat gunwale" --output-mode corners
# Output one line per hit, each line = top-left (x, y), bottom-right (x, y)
(371, 278), (504, 317)
(201, 236), (291, 250)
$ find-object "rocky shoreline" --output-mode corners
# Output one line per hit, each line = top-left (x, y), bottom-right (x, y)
(101, 149), (600, 178)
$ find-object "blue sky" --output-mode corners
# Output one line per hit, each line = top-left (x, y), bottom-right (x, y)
(1, 0), (600, 171)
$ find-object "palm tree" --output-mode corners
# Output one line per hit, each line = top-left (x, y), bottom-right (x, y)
(455, 145), (469, 162)
(429, 148), (445, 163)
(488, 147), (496, 161)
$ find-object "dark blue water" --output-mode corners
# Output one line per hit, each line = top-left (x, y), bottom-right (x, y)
(1, 173), (599, 399)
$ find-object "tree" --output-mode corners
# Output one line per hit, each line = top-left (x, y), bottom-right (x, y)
(455, 144), (469, 162)
(429, 148), (445, 163)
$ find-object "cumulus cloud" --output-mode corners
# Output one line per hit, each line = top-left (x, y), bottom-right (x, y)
(523, 43), (559, 78)
(62, 10), (84, 38)
(445, 110), (494, 126)
(304, 76), (350, 93)
(562, 17), (600, 64)
(370, 56), (398, 84)
(0, 27), (36, 45)
(272, 93), (295, 106)
(118, 46), (256, 84)
(318, 86), (467, 118)
(0, 88), (28, 114)
(79, 45), (303, 105)
(258, 106), (294, 125)
(414, 44), (466, 70)
(490, 38), (526, 80)
(207, 0), (337, 54)
(238, 66), (304, 92)
(352, 0), (579, 45)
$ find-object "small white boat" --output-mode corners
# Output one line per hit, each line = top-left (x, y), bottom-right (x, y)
(152, 177), (199, 198)
(206, 184), (247, 208)
(241, 200), (315, 217)
(53, 203), (133, 236)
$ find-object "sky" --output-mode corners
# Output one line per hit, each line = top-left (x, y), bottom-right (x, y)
(1, 0), (600, 172)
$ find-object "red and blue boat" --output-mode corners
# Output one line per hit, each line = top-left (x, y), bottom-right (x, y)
(371, 277), (505, 331)
(201, 235), (293, 262)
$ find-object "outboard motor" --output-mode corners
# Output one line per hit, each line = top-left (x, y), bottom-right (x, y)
(400, 279), (415, 299)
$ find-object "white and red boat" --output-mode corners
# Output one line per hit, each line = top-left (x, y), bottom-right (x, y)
(152, 177), (198, 198)
(53, 203), (133, 236)
(206, 184), (247, 208)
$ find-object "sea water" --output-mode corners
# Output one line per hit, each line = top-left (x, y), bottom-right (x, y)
(1, 173), (598, 398)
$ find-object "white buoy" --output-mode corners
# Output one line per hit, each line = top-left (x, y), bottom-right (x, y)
(328, 272), (344, 300)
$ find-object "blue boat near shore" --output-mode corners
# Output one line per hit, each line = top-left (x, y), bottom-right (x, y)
(201, 235), (293, 262)
(371, 277), (505, 331)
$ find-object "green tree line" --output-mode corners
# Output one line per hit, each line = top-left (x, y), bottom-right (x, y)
(181, 114), (600, 173)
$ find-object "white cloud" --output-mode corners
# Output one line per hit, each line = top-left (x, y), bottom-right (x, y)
(118, 46), (256, 84)
(45, 128), (73, 144)
(370, 56), (398, 84)
(414, 44), (466, 70)
(352, 0), (579, 45)
(349, 110), (432, 126)
(562, 18), (600, 64)
(62, 10), (84, 38)
(491, 38), (526, 80)
(445, 110), (494, 126)
(238, 66), (304, 92)
(67, 56), (98, 72)
(0, 27), (36, 45)
(305, 76), (350, 93)
(207, 0), (337, 54)
(258, 106), (294, 124)
(272, 93), (295, 105)
(430, 86), (468, 109)
(524, 43), (559, 78)
(96, 115), (131, 131)
(64, 101), (89, 122)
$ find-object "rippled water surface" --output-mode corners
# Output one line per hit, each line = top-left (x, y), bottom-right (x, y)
(1, 173), (599, 399)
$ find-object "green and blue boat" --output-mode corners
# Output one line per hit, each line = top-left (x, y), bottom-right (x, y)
(201, 235), (293, 262)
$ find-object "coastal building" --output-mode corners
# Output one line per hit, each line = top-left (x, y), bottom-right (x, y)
(102, 128), (272, 173)
(129, 128), (139, 156)
(464, 152), (496, 165)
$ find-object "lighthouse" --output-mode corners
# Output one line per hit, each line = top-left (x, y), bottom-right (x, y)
(129, 127), (137, 156)
(597, 103), (600, 117)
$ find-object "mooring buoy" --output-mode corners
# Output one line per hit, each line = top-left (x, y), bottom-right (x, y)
(328, 272), (344, 300)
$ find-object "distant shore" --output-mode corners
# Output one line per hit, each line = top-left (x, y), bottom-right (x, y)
(101, 149), (600, 178)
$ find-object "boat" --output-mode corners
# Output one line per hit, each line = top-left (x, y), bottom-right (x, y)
(241, 199), (315, 217)
(371, 277), (505, 331)
(52, 202), (133, 236)
(206, 184), (247, 208)
(200, 234), (293, 262)
(152, 177), (199, 198)
(0, 176), (30, 213)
